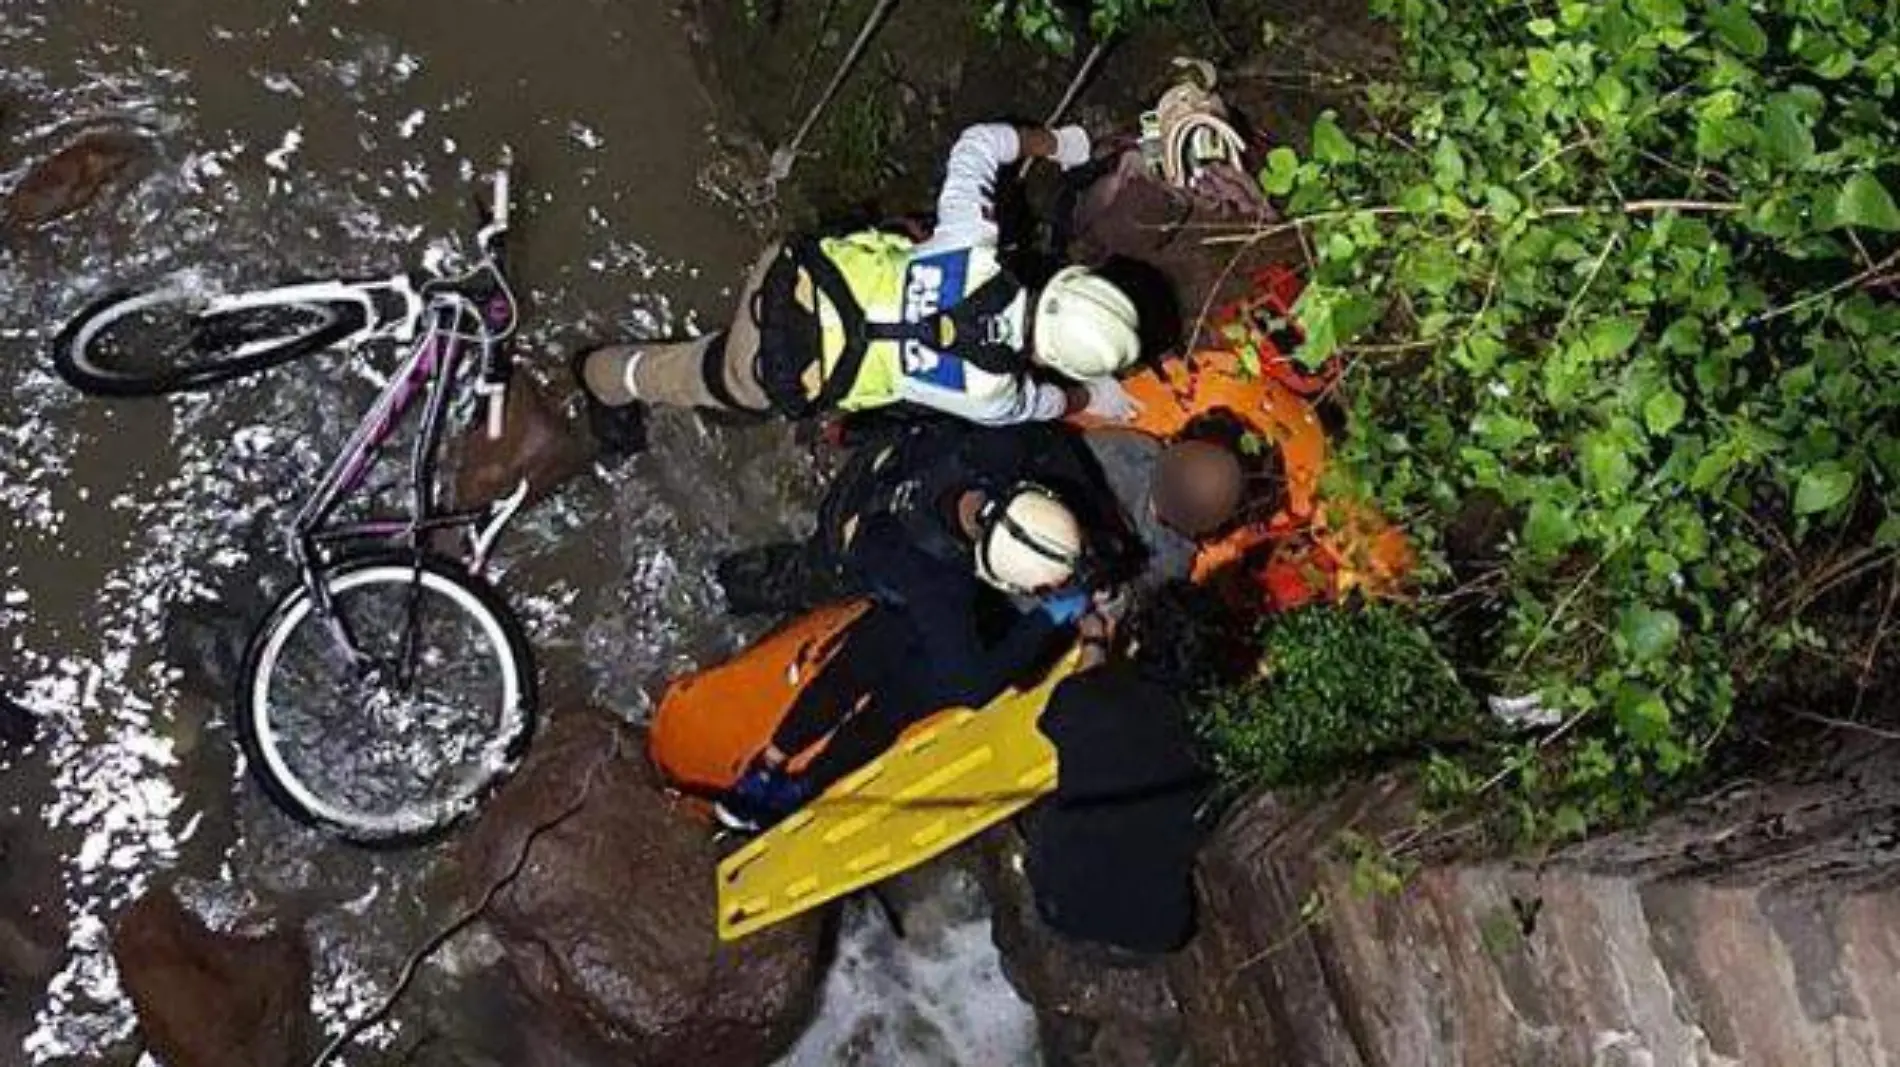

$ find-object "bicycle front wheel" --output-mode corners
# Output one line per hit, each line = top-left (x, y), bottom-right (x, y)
(52, 285), (367, 396)
(238, 553), (537, 844)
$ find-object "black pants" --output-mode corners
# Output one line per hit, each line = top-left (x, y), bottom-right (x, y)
(767, 604), (926, 795)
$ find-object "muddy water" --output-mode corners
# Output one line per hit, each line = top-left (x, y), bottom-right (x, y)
(0, 1), (1032, 1063)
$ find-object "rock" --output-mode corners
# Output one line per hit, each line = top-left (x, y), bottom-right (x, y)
(109, 888), (312, 1067)
(976, 829), (1190, 1067)
(4, 126), (152, 228)
(0, 693), (35, 747)
(162, 600), (255, 705)
(1169, 770), (1900, 1066)
(451, 374), (595, 512)
(458, 708), (824, 1067)
(0, 829), (62, 1010)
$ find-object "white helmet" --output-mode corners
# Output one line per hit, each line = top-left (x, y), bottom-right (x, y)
(973, 484), (1084, 595)
(1031, 266), (1141, 381)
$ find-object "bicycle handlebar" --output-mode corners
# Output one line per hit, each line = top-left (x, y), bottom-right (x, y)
(473, 167), (515, 440)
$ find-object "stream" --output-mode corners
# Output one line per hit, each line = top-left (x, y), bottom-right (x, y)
(0, 0), (1036, 1062)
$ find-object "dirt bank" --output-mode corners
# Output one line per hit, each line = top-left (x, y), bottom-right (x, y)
(684, 0), (1397, 227)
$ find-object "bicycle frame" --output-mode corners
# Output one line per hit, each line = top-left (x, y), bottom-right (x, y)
(280, 172), (522, 669)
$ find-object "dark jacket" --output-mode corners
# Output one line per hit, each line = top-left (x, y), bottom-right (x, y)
(846, 515), (1059, 717)
(1026, 661), (1208, 954)
(821, 418), (1144, 589)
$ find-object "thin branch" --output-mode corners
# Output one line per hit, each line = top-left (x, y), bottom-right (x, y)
(1515, 136), (1594, 183)
(1514, 554), (1609, 673)
(1755, 250), (1900, 325)
(1187, 230), (1266, 352)
(1556, 234), (1621, 335)
(1223, 898), (1330, 986)
(1789, 709), (1900, 743)
(1198, 198), (1744, 246)
(1857, 570), (1900, 711)
(1340, 337), (1442, 356)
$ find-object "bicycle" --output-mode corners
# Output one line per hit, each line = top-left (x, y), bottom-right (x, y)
(51, 169), (539, 844)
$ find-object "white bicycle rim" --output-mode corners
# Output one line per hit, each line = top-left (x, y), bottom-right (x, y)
(246, 562), (527, 838)
(65, 287), (365, 382)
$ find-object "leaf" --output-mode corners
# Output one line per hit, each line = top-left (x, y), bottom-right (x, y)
(1583, 435), (1636, 493)
(1260, 147), (1300, 195)
(1433, 138), (1468, 192)
(1593, 74), (1632, 115)
(1620, 607), (1682, 661)
(1691, 449), (1734, 490)
(1762, 94), (1816, 167)
(1615, 685), (1672, 746)
(1528, 16), (1558, 38)
(1830, 173), (1900, 232)
(1524, 500), (1579, 557)
(1552, 805), (1588, 838)
(1400, 183), (1440, 213)
(1632, 0), (1687, 28)
(1484, 184), (1524, 220)
(1586, 317), (1643, 359)
(1706, 3), (1768, 58)
(1526, 48), (1560, 84)
(1474, 412), (1537, 452)
(1312, 114), (1357, 165)
(1643, 388), (1687, 436)
(1793, 463), (1855, 514)
(1814, 48), (1856, 79)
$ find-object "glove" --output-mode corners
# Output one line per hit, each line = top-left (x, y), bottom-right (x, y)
(1051, 125), (1093, 170)
(1038, 588), (1091, 625)
(1091, 587), (1130, 626)
(1083, 377), (1144, 422)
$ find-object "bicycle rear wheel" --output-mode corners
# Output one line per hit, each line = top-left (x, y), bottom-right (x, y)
(52, 285), (367, 396)
(237, 553), (537, 844)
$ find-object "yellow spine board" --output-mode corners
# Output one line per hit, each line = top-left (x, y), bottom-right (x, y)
(716, 654), (1078, 941)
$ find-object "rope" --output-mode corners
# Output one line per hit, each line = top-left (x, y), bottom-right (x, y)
(760, 0), (902, 194)
(307, 732), (622, 1067)
(1046, 37), (1112, 127)
(1015, 36), (1114, 182)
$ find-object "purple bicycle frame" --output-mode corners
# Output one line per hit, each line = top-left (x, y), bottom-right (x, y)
(284, 289), (514, 650)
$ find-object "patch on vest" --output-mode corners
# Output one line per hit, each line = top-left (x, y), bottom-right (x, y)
(899, 251), (969, 391)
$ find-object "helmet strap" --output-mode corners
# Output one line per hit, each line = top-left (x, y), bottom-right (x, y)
(973, 482), (1083, 591)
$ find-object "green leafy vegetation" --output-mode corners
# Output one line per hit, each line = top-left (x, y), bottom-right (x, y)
(1237, 0), (1900, 837)
(1194, 604), (1481, 788)
(981, 0), (1181, 54)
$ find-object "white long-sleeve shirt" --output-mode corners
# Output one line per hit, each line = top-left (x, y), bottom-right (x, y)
(887, 124), (1073, 425)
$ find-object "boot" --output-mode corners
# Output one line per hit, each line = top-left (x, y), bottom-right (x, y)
(571, 348), (647, 461)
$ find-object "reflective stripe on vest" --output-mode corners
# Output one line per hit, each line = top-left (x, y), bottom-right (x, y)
(810, 235), (1027, 411)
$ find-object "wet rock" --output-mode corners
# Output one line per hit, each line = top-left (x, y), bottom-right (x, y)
(1169, 772), (1900, 1066)
(459, 708), (824, 1067)
(0, 693), (36, 747)
(3, 126), (152, 228)
(0, 829), (63, 1018)
(162, 600), (256, 705)
(109, 887), (312, 1067)
(976, 829), (1190, 1067)
(451, 374), (595, 512)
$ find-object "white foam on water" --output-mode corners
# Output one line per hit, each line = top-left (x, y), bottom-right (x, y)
(263, 126), (303, 171)
(778, 888), (1041, 1067)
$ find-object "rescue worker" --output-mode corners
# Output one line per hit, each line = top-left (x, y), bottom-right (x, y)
(712, 420), (1136, 830)
(1023, 581), (1231, 954)
(1083, 425), (1249, 594)
(575, 122), (1149, 450)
